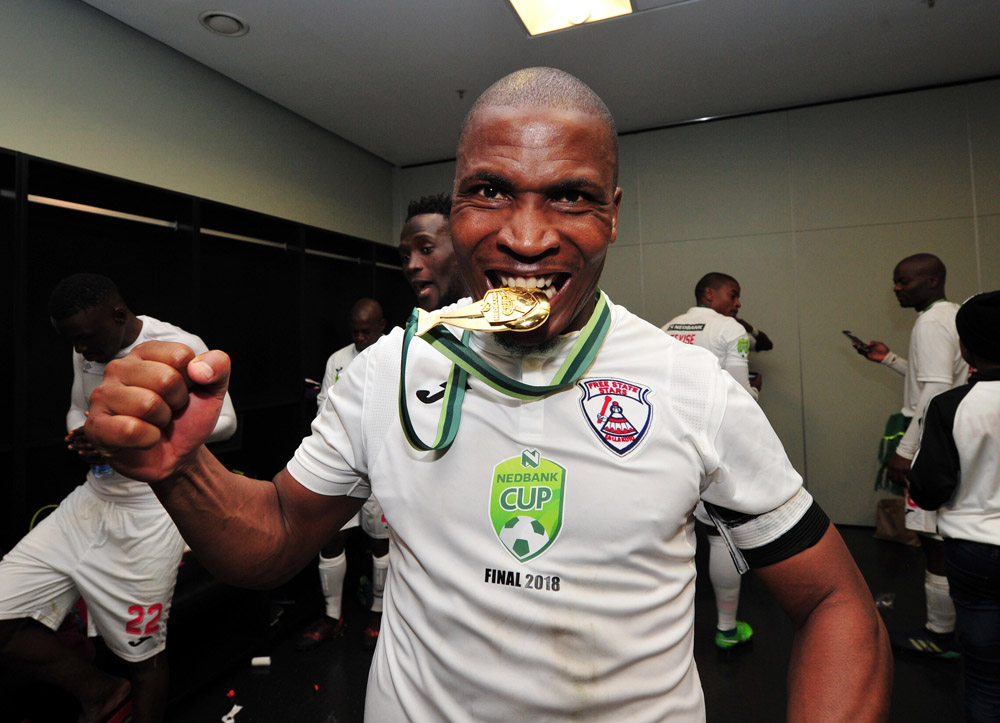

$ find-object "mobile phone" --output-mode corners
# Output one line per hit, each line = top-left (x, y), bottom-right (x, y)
(842, 330), (870, 353)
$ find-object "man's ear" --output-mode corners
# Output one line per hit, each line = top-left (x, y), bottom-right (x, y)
(111, 306), (128, 325)
(608, 187), (623, 245)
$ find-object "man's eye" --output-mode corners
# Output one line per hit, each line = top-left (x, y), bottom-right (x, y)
(555, 191), (583, 203)
(476, 185), (500, 199)
(421, 246), (434, 255)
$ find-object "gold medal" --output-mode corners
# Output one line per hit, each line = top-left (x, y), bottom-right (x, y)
(415, 287), (550, 336)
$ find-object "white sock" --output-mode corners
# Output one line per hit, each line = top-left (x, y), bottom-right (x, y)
(708, 533), (741, 632)
(371, 553), (389, 614)
(924, 571), (955, 634)
(318, 551), (347, 620)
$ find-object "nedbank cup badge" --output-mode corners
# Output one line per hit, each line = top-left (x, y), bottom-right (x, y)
(490, 450), (565, 562)
(578, 378), (653, 456)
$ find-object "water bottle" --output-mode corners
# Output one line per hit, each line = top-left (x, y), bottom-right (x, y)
(91, 463), (115, 478)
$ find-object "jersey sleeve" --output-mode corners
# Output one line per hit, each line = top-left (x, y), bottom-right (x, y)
(66, 351), (88, 431)
(895, 379), (952, 459)
(909, 388), (965, 510)
(699, 370), (826, 569)
(717, 322), (756, 399)
(316, 353), (339, 410)
(913, 318), (960, 384)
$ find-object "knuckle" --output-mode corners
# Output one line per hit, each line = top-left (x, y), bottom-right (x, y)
(168, 344), (197, 367)
(103, 357), (128, 377)
(88, 383), (108, 405)
(135, 388), (166, 418)
(150, 364), (184, 396)
(120, 416), (156, 447)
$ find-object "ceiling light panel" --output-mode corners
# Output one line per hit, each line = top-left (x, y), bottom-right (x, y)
(509, 0), (633, 36)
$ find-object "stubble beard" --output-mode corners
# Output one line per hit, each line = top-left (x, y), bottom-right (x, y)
(494, 333), (561, 357)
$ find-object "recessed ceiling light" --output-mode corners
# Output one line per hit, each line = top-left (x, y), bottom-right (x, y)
(199, 11), (249, 37)
(508, 0), (633, 36)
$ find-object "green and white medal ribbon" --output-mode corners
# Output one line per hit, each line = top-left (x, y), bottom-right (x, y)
(399, 290), (611, 451)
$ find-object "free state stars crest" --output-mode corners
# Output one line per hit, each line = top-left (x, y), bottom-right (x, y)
(577, 378), (653, 456)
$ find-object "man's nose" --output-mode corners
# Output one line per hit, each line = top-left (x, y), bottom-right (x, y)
(496, 201), (559, 258)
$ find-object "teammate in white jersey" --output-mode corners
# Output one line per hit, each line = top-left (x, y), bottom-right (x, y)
(298, 298), (386, 651)
(0, 273), (236, 723)
(84, 68), (891, 721)
(663, 272), (762, 400)
(854, 253), (968, 658)
(663, 272), (767, 649)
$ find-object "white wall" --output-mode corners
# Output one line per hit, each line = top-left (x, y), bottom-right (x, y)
(392, 161), (457, 239)
(398, 79), (1000, 525)
(608, 80), (999, 525)
(1, 0), (393, 243)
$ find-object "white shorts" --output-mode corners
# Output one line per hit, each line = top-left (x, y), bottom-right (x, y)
(904, 490), (939, 536)
(0, 483), (185, 662)
(337, 496), (388, 539)
(360, 495), (388, 540)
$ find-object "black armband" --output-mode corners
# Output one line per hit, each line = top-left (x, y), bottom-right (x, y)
(705, 492), (829, 569)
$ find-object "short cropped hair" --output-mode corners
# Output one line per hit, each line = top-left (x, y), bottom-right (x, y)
(694, 272), (738, 303)
(48, 273), (121, 321)
(898, 253), (947, 284)
(406, 194), (451, 221)
(459, 67), (618, 187)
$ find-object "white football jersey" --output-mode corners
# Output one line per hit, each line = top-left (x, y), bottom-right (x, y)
(662, 306), (755, 398)
(290, 297), (805, 722)
(316, 342), (359, 409)
(902, 300), (968, 417)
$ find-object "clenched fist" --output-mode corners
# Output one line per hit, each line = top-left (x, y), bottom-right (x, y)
(85, 341), (231, 483)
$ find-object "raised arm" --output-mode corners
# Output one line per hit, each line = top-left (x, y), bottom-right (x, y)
(860, 340), (909, 376)
(755, 523), (892, 722)
(154, 453), (363, 587)
(84, 340), (363, 587)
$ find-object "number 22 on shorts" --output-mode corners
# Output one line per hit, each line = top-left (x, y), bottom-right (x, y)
(126, 603), (163, 636)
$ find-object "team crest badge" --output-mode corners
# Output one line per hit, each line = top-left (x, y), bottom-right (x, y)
(578, 378), (653, 456)
(490, 450), (565, 562)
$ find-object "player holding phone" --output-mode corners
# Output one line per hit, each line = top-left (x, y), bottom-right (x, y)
(853, 253), (968, 659)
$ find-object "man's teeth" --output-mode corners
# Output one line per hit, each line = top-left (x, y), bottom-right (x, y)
(499, 275), (557, 299)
